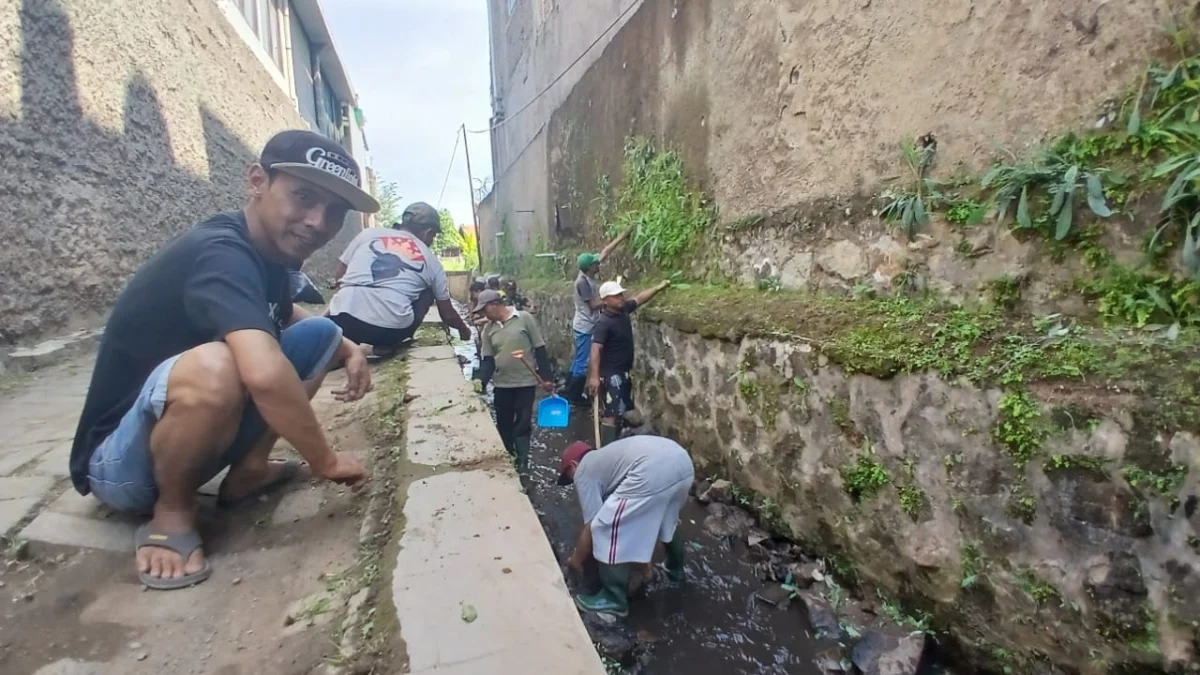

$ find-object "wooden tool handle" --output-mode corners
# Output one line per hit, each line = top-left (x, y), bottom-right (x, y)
(513, 353), (549, 388)
(592, 395), (601, 447)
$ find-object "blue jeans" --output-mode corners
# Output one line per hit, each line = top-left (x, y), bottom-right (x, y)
(87, 318), (343, 514)
(571, 330), (592, 377)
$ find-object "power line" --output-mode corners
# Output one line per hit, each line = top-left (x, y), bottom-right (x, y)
(465, 0), (641, 135)
(436, 128), (462, 208)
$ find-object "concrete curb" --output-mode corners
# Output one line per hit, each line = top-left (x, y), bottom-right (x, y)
(390, 338), (606, 674)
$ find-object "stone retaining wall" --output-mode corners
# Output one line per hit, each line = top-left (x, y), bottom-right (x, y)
(531, 289), (1200, 672)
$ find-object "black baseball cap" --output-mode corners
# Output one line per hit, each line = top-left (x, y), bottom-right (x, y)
(399, 202), (442, 231)
(259, 130), (380, 213)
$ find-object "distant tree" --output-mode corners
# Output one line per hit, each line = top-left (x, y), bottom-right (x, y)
(460, 227), (479, 268)
(374, 180), (402, 228)
(434, 208), (466, 252)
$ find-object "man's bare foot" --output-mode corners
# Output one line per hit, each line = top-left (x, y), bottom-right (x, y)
(218, 459), (311, 505)
(136, 511), (206, 581)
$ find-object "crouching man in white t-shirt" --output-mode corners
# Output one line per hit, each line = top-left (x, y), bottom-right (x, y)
(328, 202), (472, 355)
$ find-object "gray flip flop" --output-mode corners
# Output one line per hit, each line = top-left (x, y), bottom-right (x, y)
(216, 459), (306, 508)
(135, 525), (212, 590)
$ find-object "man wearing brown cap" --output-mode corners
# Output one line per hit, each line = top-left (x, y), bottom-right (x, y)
(329, 202), (472, 355)
(71, 130), (380, 590)
(557, 435), (693, 617)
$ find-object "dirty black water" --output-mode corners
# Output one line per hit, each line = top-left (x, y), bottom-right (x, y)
(450, 334), (829, 675)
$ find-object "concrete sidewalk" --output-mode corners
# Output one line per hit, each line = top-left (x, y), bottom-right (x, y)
(0, 355), (388, 675)
(391, 334), (604, 675)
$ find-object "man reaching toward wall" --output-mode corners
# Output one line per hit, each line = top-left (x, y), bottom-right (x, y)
(587, 279), (671, 445)
(70, 130), (379, 590)
(328, 202), (472, 356)
(565, 228), (633, 406)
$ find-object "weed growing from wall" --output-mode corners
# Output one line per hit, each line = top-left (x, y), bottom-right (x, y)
(879, 135), (938, 238)
(994, 390), (1047, 466)
(840, 448), (891, 503)
(607, 137), (715, 267)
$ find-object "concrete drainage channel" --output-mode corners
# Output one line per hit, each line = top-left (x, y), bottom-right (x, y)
(384, 322), (605, 675)
(451, 332), (954, 675)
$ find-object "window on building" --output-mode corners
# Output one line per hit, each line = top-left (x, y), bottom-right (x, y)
(232, 0), (287, 73)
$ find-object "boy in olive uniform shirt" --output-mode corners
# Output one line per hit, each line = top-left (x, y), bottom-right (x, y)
(474, 290), (554, 474)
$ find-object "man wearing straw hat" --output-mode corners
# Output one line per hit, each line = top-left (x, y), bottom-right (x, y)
(474, 289), (554, 474)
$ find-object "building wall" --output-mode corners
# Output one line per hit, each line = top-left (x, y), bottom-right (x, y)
(477, 128), (550, 257)
(486, 0), (642, 179)
(0, 0), (310, 343)
(484, 0), (1186, 266)
(289, 8), (317, 128)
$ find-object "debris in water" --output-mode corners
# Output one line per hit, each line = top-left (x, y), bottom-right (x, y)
(754, 584), (793, 609)
(135, 652), (148, 662)
(797, 589), (842, 639)
(502, 567), (512, 574)
(747, 528), (770, 547)
(460, 603), (478, 623)
(698, 479), (732, 504)
(703, 502), (755, 538)
(851, 628), (926, 675)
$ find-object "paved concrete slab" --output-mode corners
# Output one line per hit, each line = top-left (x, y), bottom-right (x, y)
(395, 471), (604, 675)
(392, 326), (604, 675)
(28, 443), (71, 478)
(0, 475), (57, 500)
(19, 510), (137, 552)
(46, 488), (114, 518)
(0, 497), (41, 534)
(0, 445), (49, 476)
(406, 345), (508, 468)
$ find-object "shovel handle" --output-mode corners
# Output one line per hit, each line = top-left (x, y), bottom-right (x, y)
(592, 395), (602, 448)
(513, 353), (550, 389)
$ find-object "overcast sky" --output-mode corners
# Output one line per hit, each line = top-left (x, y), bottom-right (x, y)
(324, 0), (493, 228)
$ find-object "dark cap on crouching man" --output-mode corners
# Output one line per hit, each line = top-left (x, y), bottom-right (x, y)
(70, 130), (379, 590)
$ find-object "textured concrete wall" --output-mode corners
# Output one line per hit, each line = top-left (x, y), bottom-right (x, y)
(0, 0), (314, 343)
(486, 0), (642, 179)
(530, 290), (1200, 672)
(478, 128), (551, 256)
(484, 0), (1187, 275)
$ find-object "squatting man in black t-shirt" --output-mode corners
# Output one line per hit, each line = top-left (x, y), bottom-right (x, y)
(69, 130), (379, 590)
(587, 278), (671, 446)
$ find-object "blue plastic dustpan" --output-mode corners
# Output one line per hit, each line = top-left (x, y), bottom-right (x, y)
(537, 394), (570, 428)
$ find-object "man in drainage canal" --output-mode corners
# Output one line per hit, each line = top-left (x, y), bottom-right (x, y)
(565, 228), (633, 406)
(474, 289), (554, 474)
(587, 278), (671, 445)
(558, 435), (694, 617)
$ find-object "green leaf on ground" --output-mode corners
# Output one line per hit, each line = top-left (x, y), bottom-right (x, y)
(460, 603), (478, 623)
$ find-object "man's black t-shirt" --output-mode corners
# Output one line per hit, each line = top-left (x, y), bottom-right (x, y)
(591, 299), (639, 377)
(69, 211), (293, 494)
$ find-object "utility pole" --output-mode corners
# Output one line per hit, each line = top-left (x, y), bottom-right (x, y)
(462, 124), (483, 273)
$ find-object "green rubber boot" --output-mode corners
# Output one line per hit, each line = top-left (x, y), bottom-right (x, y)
(600, 423), (620, 447)
(513, 436), (531, 476)
(574, 563), (630, 617)
(663, 536), (687, 582)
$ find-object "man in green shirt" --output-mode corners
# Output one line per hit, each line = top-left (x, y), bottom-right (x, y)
(475, 290), (554, 474)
